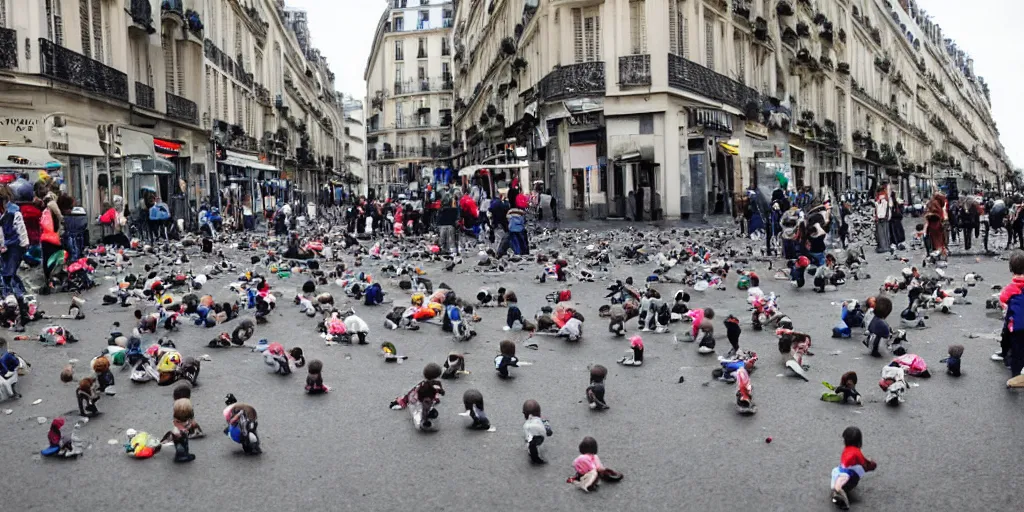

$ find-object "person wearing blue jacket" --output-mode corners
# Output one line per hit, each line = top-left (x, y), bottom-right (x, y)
(149, 196), (171, 241)
(0, 186), (29, 300)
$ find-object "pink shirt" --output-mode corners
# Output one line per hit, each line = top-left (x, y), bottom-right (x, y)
(573, 454), (603, 475)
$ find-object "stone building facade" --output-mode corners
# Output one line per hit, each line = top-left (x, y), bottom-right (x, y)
(450, 0), (1010, 220)
(364, 0), (455, 199)
(0, 0), (346, 228)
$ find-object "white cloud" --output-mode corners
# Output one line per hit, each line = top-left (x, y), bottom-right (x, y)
(283, 0), (386, 101)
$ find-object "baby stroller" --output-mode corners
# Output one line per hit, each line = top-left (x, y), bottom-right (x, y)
(49, 256), (96, 293)
(62, 207), (89, 262)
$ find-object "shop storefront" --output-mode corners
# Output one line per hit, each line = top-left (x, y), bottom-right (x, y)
(0, 112), (63, 182)
(217, 149), (280, 225)
(48, 120), (105, 216)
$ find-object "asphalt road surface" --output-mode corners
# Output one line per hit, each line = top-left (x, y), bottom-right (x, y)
(1, 223), (1021, 512)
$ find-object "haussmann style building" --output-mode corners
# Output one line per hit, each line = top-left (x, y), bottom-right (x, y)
(448, 0), (1011, 220)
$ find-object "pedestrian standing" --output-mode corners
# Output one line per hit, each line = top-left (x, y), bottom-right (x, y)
(0, 186), (29, 299)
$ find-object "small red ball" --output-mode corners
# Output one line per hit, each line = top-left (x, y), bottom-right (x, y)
(765, 437), (773, 443)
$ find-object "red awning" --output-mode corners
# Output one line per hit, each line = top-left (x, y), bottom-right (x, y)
(154, 138), (182, 157)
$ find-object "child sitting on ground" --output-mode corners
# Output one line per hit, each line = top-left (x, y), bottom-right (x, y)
(566, 436), (623, 492)
(617, 335), (644, 366)
(461, 389), (490, 430)
(522, 399), (553, 464)
(830, 426), (877, 510)
(822, 371), (861, 404)
(305, 360), (329, 394)
(586, 365), (608, 410)
(863, 296), (893, 358)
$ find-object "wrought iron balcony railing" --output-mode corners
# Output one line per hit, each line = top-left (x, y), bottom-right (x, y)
(166, 92), (198, 125)
(135, 82), (155, 110)
(394, 78), (455, 95)
(538, 61), (605, 102)
(0, 28), (16, 70)
(619, 54), (651, 87)
(39, 38), (128, 102)
(668, 54), (764, 113)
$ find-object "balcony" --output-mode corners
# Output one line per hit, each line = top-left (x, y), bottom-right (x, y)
(0, 28), (16, 70)
(254, 83), (272, 107)
(538, 61), (605, 102)
(204, 39), (254, 89)
(166, 92), (198, 125)
(39, 38), (128, 102)
(619, 55), (651, 87)
(668, 54), (765, 113)
(129, 0), (156, 34)
(393, 78), (454, 95)
(134, 82), (155, 110)
(161, 0), (184, 19)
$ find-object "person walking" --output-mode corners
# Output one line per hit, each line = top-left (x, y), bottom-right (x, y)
(873, 183), (892, 253)
(0, 186), (29, 300)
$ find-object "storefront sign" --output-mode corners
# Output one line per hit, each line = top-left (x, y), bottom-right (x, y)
(47, 140), (69, 152)
(0, 117), (42, 146)
(0, 117), (40, 132)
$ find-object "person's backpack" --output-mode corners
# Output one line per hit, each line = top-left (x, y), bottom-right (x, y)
(515, 193), (529, 209)
(40, 208), (60, 246)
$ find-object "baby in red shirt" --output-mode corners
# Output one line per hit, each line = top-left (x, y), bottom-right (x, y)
(830, 426), (877, 510)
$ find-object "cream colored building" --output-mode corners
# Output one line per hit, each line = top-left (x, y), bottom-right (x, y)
(452, 0), (1010, 220)
(0, 0), (345, 227)
(365, 0), (455, 198)
(342, 94), (367, 197)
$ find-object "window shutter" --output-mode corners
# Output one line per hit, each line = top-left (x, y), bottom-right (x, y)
(629, 0), (646, 54)
(680, 11), (688, 59)
(235, 20), (242, 57)
(175, 42), (185, 96)
(704, 20), (714, 70)
(163, 36), (175, 94)
(0, 0), (7, 28)
(91, 0), (103, 62)
(235, 85), (242, 125)
(79, 0), (91, 58)
(45, 0), (53, 41)
(735, 36), (745, 83)
(572, 8), (583, 63)
(221, 75), (228, 120)
(593, 11), (601, 61)
(206, 68), (213, 121)
(668, 1), (678, 55)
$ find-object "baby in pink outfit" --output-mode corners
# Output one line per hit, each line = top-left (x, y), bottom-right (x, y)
(567, 437), (623, 492)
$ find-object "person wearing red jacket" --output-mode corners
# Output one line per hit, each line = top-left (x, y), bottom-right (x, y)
(459, 192), (479, 235)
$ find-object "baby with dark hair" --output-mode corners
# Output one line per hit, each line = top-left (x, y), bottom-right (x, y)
(863, 296), (892, 357)
(305, 360), (329, 394)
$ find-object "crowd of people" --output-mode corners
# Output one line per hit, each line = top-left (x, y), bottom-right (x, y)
(0, 174), (88, 305)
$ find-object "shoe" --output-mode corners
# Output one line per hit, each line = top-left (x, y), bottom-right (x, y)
(1008, 374), (1024, 388)
(991, 353), (1005, 362)
(832, 489), (849, 510)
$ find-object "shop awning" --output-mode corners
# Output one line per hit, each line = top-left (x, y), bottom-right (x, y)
(120, 128), (155, 158)
(139, 156), (176, 174)
(65, 125), (104, 157)
(613, 145), (655, 163)
(154, 138), (183, 158)
(220, 150), (279, 172)
(0, 146), (62, 170)
(458, 162), (529, 177)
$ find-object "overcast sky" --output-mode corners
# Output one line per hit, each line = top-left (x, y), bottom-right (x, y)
(292, 0), (1022, 168)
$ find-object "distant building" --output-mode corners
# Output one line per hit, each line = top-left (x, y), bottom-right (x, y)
(364, 0), (455, 198)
